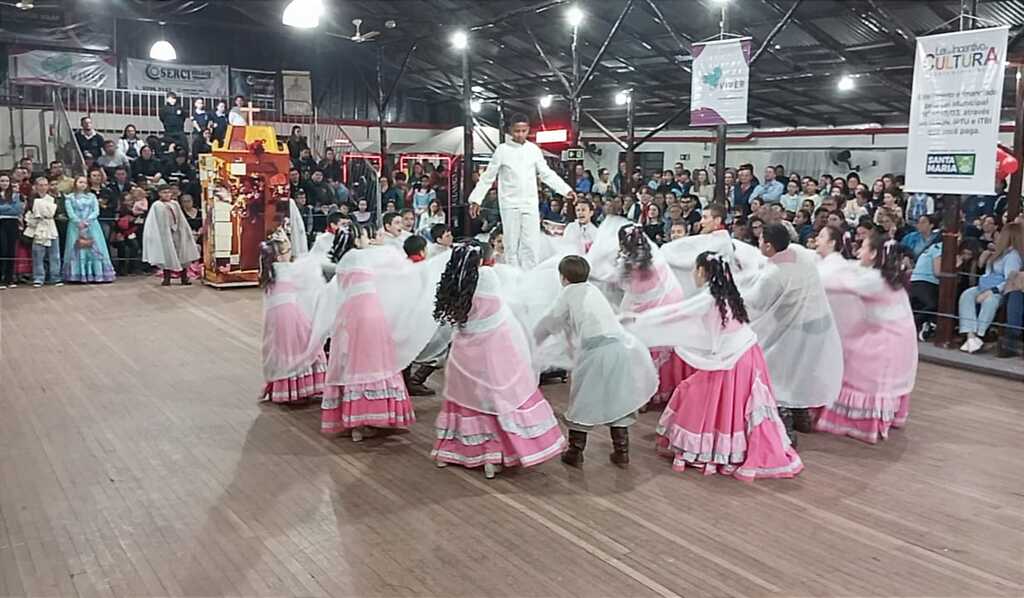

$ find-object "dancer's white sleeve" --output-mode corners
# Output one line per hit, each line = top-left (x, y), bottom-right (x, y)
(534, 149), (573, 197)
(468, 146), (503, 205)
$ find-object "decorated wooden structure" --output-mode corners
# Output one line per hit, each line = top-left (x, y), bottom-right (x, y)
(198, 124), (292, 288)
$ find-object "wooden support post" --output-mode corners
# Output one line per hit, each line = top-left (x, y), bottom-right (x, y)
(462, 50), (474, 235)
(714, 124), (727, 203)
(624, 95), (636, 195)
(1008, 65), (1024, 222)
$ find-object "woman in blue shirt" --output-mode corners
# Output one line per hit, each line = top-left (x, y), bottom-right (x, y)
(0, 172), (25, 288)
(958, 222), (1023, 353)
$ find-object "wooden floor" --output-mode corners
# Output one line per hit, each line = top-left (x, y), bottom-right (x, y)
(1, 279), (1021, 598)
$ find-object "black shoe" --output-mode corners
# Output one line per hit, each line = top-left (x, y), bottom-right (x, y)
(562, 430), (587, 467)
(996, 341), (1022, 358)
(792, 408), (814, 434)
(408, 365), (437, 396)
(609, 427), (629, 467)
(778, 407), (798, 449)
(180, 270), (192, 286)
(161, 271), (173, 286)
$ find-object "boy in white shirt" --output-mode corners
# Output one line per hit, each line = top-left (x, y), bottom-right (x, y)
(534, 256), (657, 467)
(562, 200), (599, 254)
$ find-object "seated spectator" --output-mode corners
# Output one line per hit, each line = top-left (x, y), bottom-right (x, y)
(901, 214), (940, 259)
(162, 150), (196, 194)
(779, 179), (802, 214)
(409, 175), (436, 216)
(978, 214), (1001, 246)
(998, 269), (1023, 357)
(642, 203), (665, 245)
(669, 220), (688, 241)
(294, 147), (317, 179)
(118, 124), (145, 162)
(750, 165), (784, 204)
(75, 116), (104, 158)
(905, 191), (934, 222)
(133, 145), (162, 182)
(192, 128), (214, 157)
(304, 170), (334, 210)
(353, 198), (373, 225)
(958, 222), (1022, 353)
(400, 208), (416, 234)
(97, 140), (131, 180)
(287, 126), (309, 162)
(319, 148), (342, 183)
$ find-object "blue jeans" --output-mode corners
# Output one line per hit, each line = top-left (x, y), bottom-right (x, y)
(958, 286), (1002, 336)
(31, 242), (62, 284)
(1005, 290), (1023, 342)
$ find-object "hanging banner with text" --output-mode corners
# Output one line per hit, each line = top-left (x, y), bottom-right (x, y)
(905, 26), (1008, 195)
(689, 37), (751, 127)
(7, 49), (117, 89)
(230, 68), (279, 110)
(282, 70), (313, 116)
(124, 57), (230, 97)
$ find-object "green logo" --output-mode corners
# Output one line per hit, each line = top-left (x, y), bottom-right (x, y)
(702, 66), (722, 88)
(925, 153), (975, 176)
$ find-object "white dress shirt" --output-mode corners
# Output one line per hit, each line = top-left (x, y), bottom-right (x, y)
(468, 140), (573, 209)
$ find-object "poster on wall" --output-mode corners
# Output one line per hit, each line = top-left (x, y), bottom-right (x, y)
(905, 26), (1008, 195)
(8, 49), (117, 89)
(689, 38), (751, 127)
(231, 68), (279, 109)
(282, 70), (313, 115)
(124, 57), (230, 97)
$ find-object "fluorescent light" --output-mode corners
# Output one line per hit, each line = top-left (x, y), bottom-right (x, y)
(451, 30), (468, 50)
(470, 99), (482, 113)
(566, 5), (584, 27)
(539, 94), (553, 108)
(837, 75), (855, 91)
(149, 39), (177, 61)
(282, 0), (323, 29)
(615, 90), (631, 105)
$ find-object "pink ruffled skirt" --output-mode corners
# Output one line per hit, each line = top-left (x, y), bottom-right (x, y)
(264, 362), (327, 404)
(431, 390), (565, 469)
(649, 350), (696, 408)
(320, 372), (415, 435)
(656, 345), (803, 481)
(814, 389), (910, 444)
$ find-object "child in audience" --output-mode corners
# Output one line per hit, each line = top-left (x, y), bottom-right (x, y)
(26, 176), (62, 287)
(431, 241), (564, 479)
(535, 255), (656, 467)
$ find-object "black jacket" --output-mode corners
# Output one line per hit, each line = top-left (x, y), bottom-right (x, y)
(75, 130), (104, 158)
(159, 103), (187, 134)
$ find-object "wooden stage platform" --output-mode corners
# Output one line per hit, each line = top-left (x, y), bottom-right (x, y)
(1, 279), (1021, 597)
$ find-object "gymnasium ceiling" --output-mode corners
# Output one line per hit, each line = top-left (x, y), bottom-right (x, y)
(8, 0), (1024, 130)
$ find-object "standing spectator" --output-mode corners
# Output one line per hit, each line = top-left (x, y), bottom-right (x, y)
(25, 176), (62, 287)
(958, 222), (1022, 353)
(574, 165), (592, 193)
(410, 175), (436, 217)
(287, 126), (309, 162)
(190, 98), (211, 153)
(47, 161), (75, 196)
(96, 140), (131, 179)
(592, 168), (612, 196)
(228, 95), (248, 126)
(733, 166), (756, 214)
(0, 173), (24, 288)
(118, 124), (145, 162)
(159, 92), (188, 157)
(75, 116), (104, 158)
(909, 238), (943, 339)
(63, 175), (115, 283)
(381, 176), (401, 208)
(111, 193), (140, 275)
(211, 100), (230, 142)
(612, 161), (627, 194)
(751, 165), (784, 205)
(319, 148), (342, 182)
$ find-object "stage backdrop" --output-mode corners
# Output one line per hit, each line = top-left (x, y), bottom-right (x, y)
(124, 57), (230, 97)
(689, 38), (751, 127)
(231, 68), (279, 110)
(282, 70), (313, 116)
(8, 49), (117, 89)
(905, 26), (1008, 195)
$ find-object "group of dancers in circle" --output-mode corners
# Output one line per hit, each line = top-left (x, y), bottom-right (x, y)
(257, 202), (917, 481)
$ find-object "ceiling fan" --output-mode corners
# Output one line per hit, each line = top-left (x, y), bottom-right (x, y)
(345, 18), (380, 43)
(0, 0), (61, 9)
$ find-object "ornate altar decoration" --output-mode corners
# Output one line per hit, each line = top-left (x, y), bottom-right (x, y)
(198, 124), (293, 288)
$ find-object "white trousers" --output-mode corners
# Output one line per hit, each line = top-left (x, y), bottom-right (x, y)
(500, 205), (540, 269)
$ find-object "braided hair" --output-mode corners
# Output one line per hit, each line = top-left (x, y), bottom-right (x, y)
(695, 250), (749, 327)
(328, 220), (363, 263)
(864, 229), (908, 290)
(259, 237), (291, 291)
(617, 223), (653, 277)
(433, 240), (490, 328)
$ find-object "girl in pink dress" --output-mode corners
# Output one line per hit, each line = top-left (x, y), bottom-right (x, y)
(616, 224), (687, 410)
(431, 241), (565, 479)
(259, 228), (327, 404)
(814, 230), (917, 443)
(315, 224), (415, 441)
(627, 251), (803, 481)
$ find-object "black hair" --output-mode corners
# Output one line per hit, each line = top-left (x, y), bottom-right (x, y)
(434, 241), (486, 328)
(821, 225), (847, 256)
(864, 229), (907, 290)
(259, 238), (289, 290)
(696, 251), (749, 327)
(329, 220), (363, 263)
(559, 255), (590, 283)
(383, 211), (401, 228)
(403, 234), (427, 257)
(618, 224), (653, 276)
(762, 222), (791, 252)
(429, 222), (449, 241)
(326, 212), (343, 227)
(508, 112), (530, 127)
(705, 202), (727, 223)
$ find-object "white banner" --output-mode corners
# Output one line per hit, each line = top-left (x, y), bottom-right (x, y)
(905, 27), (1008, 195)
(282, 70), (313, 115)
(689, 38), (751, 127)
(7, 49), (117, 89)
(124, 58), (229, 97)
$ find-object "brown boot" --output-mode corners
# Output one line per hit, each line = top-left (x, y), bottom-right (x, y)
(180, 269), (192, 286)
(161, 270), (173, 286)
(561, 430), (587, 467)
(407, 365), (437, 396)
(609, 427), (629, 467)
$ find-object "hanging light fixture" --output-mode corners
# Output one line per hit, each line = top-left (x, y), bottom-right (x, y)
(539, 94), (553, 108)
(614, 90), (631, 105)
(451, 30), (469, 50)
(149, 22), (176, 61)
(470, 99), (483, 113)
(566, 5), (584, 27)
(282, 0), (324, 29)
(837, 75), (855, 91)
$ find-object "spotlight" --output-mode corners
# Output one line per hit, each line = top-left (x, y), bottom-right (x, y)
(282, 0), (323, 29)
(149, 39), (176, 61)
(539, 94), (553, 108)
(837, 75), (855, 91)
(566, 5), (584, 27)
(470, 99), (483, 113)
(614, 90), (631, 105)
(451, 30), (468, 50)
